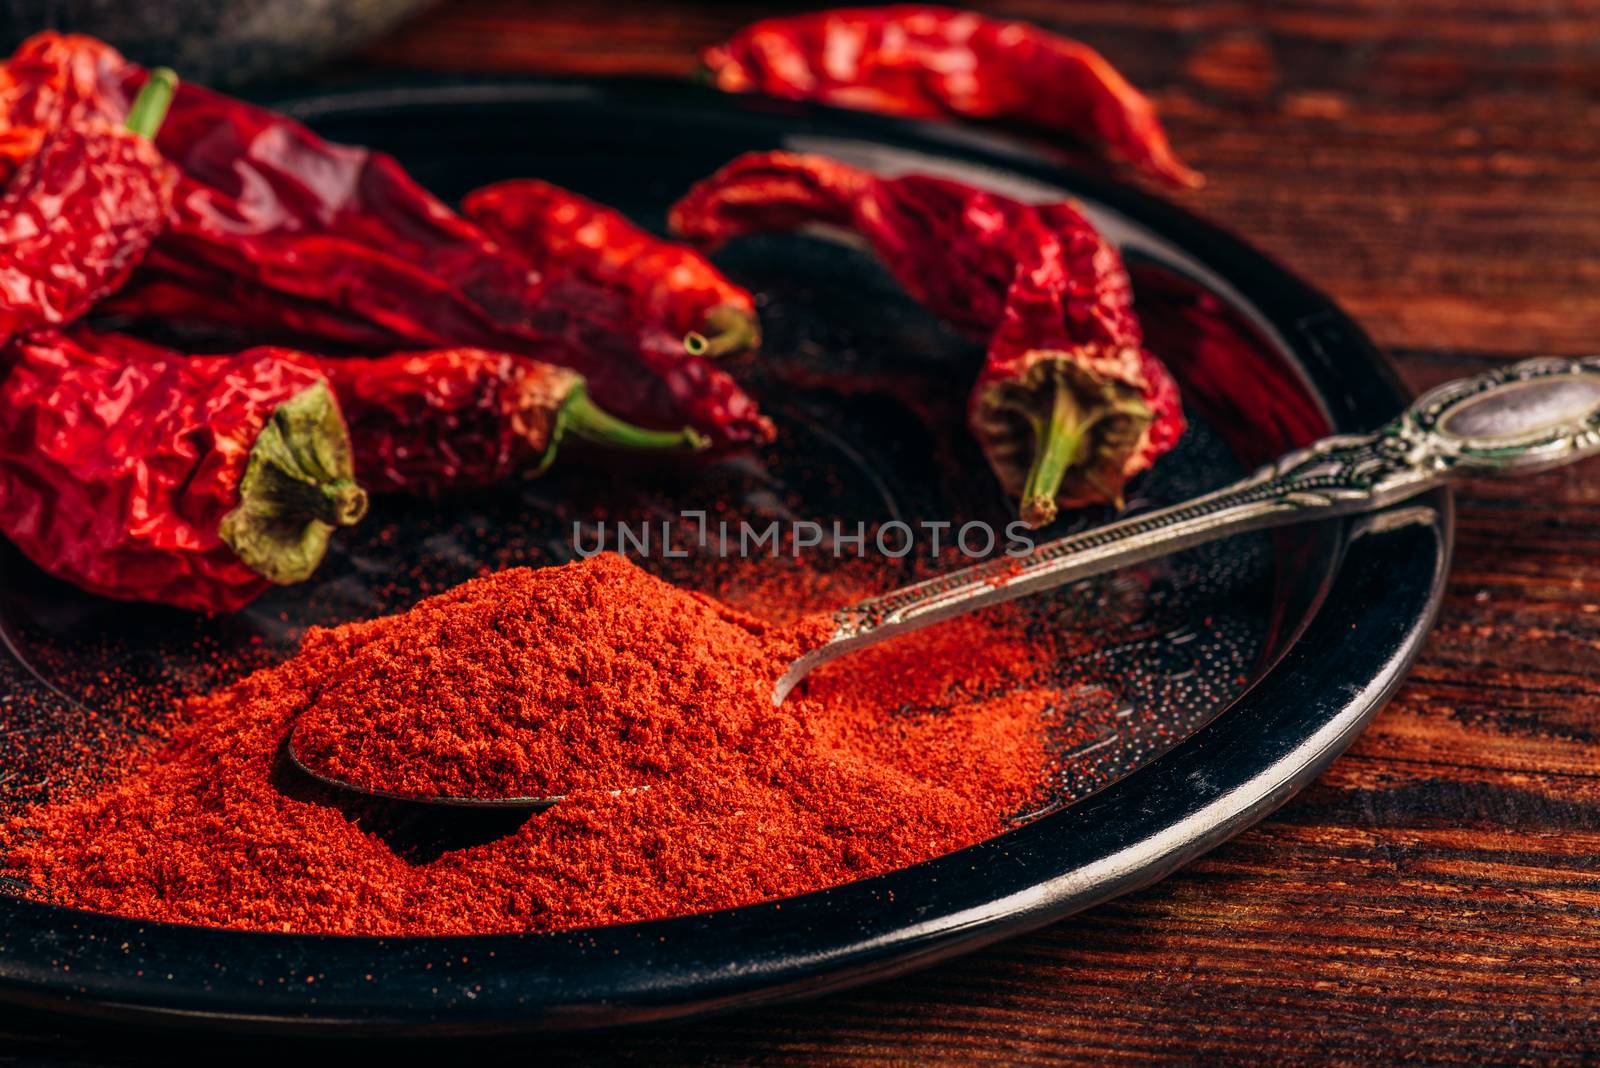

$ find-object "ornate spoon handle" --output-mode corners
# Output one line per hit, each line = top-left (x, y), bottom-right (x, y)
(776, 357), (1600, 702)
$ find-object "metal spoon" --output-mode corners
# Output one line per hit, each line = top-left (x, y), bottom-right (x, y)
(291, 356), (1600, 807)
(282, 744), (578, 809)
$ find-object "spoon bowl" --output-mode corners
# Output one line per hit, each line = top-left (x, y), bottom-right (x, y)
(283, 737), (565, 809)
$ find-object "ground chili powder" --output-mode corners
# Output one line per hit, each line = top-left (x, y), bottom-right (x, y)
(2, 554), (1068, 935)
(288, 554), (834, 801)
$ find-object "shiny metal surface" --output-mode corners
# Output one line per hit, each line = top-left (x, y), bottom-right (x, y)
(776, 357), (1600, 703)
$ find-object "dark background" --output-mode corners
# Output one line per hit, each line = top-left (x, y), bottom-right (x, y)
(6, 1), (1600, 1063)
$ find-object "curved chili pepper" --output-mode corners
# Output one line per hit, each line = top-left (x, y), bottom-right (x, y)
(321, 348), (707, 496)
(702, 6), (1201, 190)
(671, 151), (1183, 525)
(0, 331), (368, 613)
(98, 64), (772, 450)
(0, 68), (176, 344)
(462, 179), (761, 358)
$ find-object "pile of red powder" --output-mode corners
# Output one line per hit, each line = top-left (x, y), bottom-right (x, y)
(2, 554), (1067, 935)
(288, 554), (834, 801)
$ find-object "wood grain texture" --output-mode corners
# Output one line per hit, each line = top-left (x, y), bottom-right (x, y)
(9, 2), (1600, 1064)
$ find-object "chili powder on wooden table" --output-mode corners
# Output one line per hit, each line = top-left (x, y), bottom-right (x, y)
(2, 554), (1070, 935)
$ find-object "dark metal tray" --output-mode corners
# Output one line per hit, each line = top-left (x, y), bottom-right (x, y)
(0, 79), (1448, 1034)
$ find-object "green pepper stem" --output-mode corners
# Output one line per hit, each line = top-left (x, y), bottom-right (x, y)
(683, 304), (761, 358)
(125, 68), (178, 140)
(219, 382), (368, 586)
(260, 475), (368, 528)
(1019, 379), (1102, 529)
(559, 385), (708, 452)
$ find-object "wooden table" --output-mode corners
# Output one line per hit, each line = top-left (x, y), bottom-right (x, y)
(10, 1), (1600, 1063)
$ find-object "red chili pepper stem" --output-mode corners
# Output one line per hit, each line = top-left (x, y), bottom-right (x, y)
(124, 67), (177, 140)
(217, 381), (368, 584)
(1012, 361), (1152, 529)
(549, 384), (708, 470)
(682, 303), (762, 358)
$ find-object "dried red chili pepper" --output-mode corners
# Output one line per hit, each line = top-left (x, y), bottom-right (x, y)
(321, 348), (706, 496)
(98, 64), (771, 449)
(671, 151), (1183, 525)
(0, 33), (130, 182)
(0, 331), (368, 613)
(463, 179), (761, 358)
(979, 204), (1183, 525)
(702, 6), (1201, 190)
(0, 68), (176, 344)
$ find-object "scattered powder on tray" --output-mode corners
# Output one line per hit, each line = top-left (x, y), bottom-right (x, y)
(1, 553), (1066, 935)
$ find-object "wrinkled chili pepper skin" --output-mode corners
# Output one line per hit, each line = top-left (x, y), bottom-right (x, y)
(110, 264), (775, 451)
(99, 66), (771, 449)
(0, 33), (128, 183)
(973, 203), (1183, 517)
(671, 150), (1183, 520)
(0, 331), (364, 613)
(0, 35), (175, 343)
(0, 121), (173, 342)
(463, 179), (761, 357)
(322, 350), (582, 495)
(702, 6), (1201, 189)
(122, 77), (560, 347)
